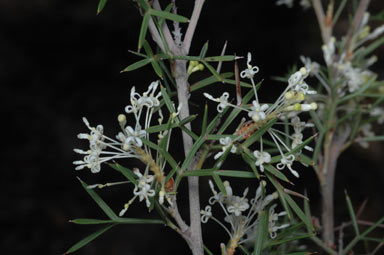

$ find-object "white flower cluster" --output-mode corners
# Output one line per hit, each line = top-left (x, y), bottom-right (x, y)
(205, 53), (316, 178)
(74, 81), (179, 210)
(321, 31), (379, 95)
(201, 180), (289, 243)
(275, 0), (311, 10)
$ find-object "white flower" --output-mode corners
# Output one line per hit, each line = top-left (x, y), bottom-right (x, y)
(124, 126), (146, 147)
(277, 154), (299, 177)
(299, 0), (311, 10)
(268, 204), (289, 239)
(227, 195), (250, 216)
(300, 56), (319, 76)
(125, 81), (162, 113)
(288, 67), (308, 88)
(358, 123), (375, 148)
(248, 101), (269, 122)
(366, 24), (384, 41)
(133, 168), (155, 208)
(371, 107), (384, 124)
(291, 132), (303, 149)
(214, 137), (237, 159)
(253, 150), (271, 172)
(201, 205), (212, 223)
(322, 37), (336, 66)
(204, 92), (230, 112)
(276, 0), (294, 8)
(240, 52), (259, 79)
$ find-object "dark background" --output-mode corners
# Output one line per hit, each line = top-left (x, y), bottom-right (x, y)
(2, 0), (384, 254)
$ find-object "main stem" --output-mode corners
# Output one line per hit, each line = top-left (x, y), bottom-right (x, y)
(174, 59), (204, 255)
(320, 137), (339, 247)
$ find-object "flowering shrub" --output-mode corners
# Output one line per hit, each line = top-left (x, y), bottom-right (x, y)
(66, 1), (384, 255)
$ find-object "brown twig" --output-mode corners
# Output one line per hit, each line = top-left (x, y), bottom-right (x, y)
(344, 0), (371, 61)
(182, 0), (205, 54)
(311, 0), (332, 44)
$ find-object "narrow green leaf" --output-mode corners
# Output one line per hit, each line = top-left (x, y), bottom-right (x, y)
(179, 114), (198, 126)
(158, 3), (173, 26)
(371, 9), (384, 21)
(190, 72), (233, 92)
(204, 245), (215, 255)
(332, 0), (348, 25)
(182, 169), (213, 177)
(108, 163), (138, 185)
(343, 216), (384, 255)
(345, 191), (360, 235)
(142, 41), (163, 79)
(199, 41), (209, 60)
(70, 218), (163, 225)
(138, 12), (150, 50)
(121, 57), (151, 72)
(266, 234), (313, 247)
(297, 154), (315, 167)
(181, 136), (206, 171)
(254, 210), (268, 255)
(160, 86), (176, 113)
(215, 170), (256, 178)
(309, 110), (324, 133)
(97, 0), (108, 15)
(201, 104), (208, 135)
(148, 9), (189, 23)
(212, 173), (226, 195)
(241, 151), (260, 179)
(206, 110), (225, 135)
(264, 164), (290, 183)
(78, 178), (118, 220)
(203, 55), (238, 62)
(202, 60), (223, 82)
(283, 192), (314, 232)
(222, 78), (253, 88)
(360, 36), (384, 57)
(136, 0), (150, 11)
(65, 224), (116, 254)
(359, 135), (384, 142)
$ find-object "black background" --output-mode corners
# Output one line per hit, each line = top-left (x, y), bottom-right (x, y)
(2, 0), (384, 254)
